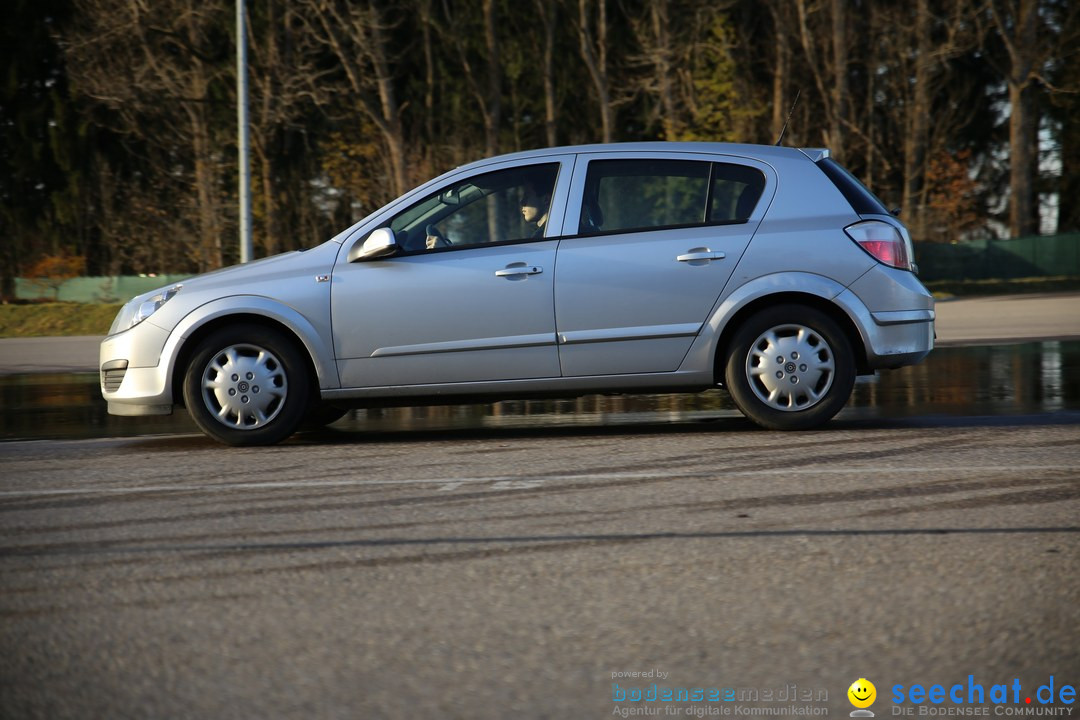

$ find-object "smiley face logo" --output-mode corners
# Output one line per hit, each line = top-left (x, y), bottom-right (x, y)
(848, 678), (877, 709)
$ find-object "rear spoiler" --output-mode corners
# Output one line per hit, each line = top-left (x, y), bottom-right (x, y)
(798, 148), (830, 163)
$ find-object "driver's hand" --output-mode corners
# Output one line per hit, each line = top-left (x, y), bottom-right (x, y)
(425, 235), (439, 249)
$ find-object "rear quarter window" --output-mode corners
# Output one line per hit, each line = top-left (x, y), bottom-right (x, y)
(816, 157), (889, 215)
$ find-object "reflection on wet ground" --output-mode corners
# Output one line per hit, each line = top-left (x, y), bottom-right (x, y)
(2, 341), (1079, 441)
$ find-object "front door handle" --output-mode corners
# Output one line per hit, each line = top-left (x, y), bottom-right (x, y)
(677, 248), (726, 263)
(495, 263), (543, 278)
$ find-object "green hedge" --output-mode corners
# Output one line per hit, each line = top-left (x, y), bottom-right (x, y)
(916, 233), (1080, 282)
(15, 275), (190, 303)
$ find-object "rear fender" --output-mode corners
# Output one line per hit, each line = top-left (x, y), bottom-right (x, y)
(681, 272), (872, 374)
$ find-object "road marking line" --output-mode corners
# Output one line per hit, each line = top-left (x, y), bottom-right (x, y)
(0, 465), (1072, 499)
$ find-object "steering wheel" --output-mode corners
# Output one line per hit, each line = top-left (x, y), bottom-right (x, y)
(425, 223), (452, 248)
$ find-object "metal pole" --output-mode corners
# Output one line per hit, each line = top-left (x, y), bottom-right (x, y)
(237, 0), (253, 263)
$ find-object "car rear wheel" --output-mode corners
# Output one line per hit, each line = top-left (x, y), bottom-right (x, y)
(723, 304), (855, 430)
(182, 324), (310, 446)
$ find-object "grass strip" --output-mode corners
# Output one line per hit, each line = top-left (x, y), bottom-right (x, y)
(0, 303), (123, 338)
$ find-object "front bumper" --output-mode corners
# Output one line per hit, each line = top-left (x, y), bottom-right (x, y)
(99, 320), (175, 416)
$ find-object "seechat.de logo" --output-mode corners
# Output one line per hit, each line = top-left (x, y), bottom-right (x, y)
(849, 678), (878, 717)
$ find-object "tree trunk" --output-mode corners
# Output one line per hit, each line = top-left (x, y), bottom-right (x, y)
(770, 1), (790, 143)
(256, 1), (278, 257)
(191, 109), (222, 271)
(421, 0), (437, 174)
(366, 1), (409, 197)
(991, 0), (1040, 238)
(1009, 80), (1037, 236)
(829, 0), (847, 161)
(794, 0), (833, 148)
(1058, 53), (1080, 233)
(259, 142), (279, 257)
(536, 0), (558, 147)
(651, 0), (678, 140)
(578, 0), (614, 143)
(904, 0), (931, 241)
(482, 0), (501, 158)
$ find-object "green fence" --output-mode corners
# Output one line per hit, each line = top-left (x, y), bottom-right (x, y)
(15, 275), (191, 303)
(916, 233), (1080, 282)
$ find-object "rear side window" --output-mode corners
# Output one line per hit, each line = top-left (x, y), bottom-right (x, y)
(816, 157), (889, 215)
(579, 159), (765, 235)
(709, 163), (766, 222)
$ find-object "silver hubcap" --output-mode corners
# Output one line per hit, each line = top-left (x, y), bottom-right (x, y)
(745, 323), (835, 412)
(200, 344), (288, 430)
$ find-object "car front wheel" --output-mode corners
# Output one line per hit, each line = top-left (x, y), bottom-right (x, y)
(182, 324), (310, 446)
(723, 304), (855, 430)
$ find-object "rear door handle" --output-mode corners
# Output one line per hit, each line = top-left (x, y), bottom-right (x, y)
(677, 249), (726, 263)
(495, 263), (543, 277)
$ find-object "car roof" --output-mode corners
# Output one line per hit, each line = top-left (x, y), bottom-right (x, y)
(454, 142), (828, 173)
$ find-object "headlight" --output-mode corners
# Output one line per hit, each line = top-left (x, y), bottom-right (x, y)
(110, 284), (183, 334)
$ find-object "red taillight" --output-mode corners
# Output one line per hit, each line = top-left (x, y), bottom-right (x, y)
(845, 221), (910, 270)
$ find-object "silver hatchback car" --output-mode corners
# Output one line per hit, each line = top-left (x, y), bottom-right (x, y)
(101, 142), (934, 445)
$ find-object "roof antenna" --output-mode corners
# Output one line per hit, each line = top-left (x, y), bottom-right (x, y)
(775, 89), (801, 146)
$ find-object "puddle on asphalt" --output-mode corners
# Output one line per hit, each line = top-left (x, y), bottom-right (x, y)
(2, 341), (1078, 441)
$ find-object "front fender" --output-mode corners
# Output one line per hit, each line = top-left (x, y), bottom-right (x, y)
(164, 296), (340, 391)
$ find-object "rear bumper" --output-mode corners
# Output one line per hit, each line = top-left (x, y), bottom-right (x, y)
(863, 311), (934, 368)
(838, 265), (936, 369)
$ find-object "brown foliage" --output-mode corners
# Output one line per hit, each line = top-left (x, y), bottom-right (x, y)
(24, 254), (87, 300)
(924, 150), (982, 243)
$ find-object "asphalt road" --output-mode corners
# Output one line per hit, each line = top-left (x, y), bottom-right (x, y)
(1, 417), (1078, 718)
(1, 294), (1078, 718)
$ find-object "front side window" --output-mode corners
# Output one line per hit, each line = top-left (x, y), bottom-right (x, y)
(389, 163), (559, 252)
(578, 159), (766, 235)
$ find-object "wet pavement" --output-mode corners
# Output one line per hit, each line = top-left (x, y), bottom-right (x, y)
(2, 341), (1078, 442)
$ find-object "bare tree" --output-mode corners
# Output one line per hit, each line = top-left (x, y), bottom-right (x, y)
(64, 0), (231, 271)
(534, 0), (560, 147)
(578, 0), (615, 143)
(650, 0), (678, 139)
(794, 0), (844, 155)
(629, 0), (704, 141)
(768, 0), (793, 143)
(903, 0), (933, 240)
(829, 0), (848, 161)
(246, 1), (329, 256)
(418, 0), (439, 174)
(443, 0), (502, 159)
(987, 0), (1041, 237)
(302, 0), (409, 198)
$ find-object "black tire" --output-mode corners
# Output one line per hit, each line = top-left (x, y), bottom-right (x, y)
(182, 324), (310, 446)
(723, 304), (855, 430)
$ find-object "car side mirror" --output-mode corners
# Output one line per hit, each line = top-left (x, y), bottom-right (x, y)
(348, 227), (398, 262)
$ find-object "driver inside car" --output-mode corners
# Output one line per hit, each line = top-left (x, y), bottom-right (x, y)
(424, 223), (449, 250)
(519, 179), (551, 238)
(423, 168), (556, 249)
